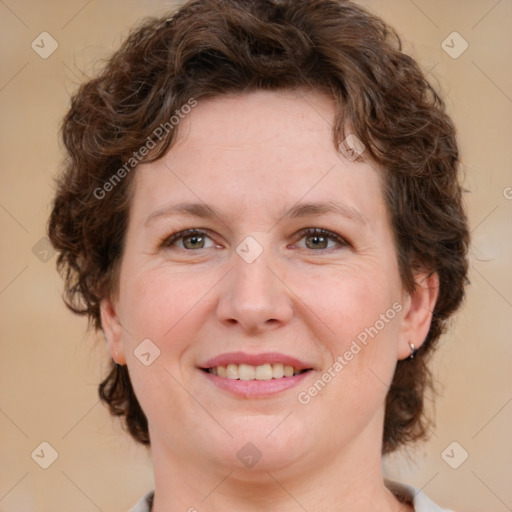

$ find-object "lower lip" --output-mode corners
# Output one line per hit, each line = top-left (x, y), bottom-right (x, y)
(200, 369), (312, 398)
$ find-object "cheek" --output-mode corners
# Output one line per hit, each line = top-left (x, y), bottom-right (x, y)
(296, 270), (401, 438)
(118, 266), (218, 354)
(299, 262), (401, 339)
(117, 268), (214, 419)
(296, 259), (402, 388)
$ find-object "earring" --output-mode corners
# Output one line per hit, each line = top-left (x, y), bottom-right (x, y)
(409, 342), (416, 359)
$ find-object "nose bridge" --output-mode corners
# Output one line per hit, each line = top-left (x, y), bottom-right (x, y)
(216, 239), (293, 332)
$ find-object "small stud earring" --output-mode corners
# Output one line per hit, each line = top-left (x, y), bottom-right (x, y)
(409, 342), (416, 359)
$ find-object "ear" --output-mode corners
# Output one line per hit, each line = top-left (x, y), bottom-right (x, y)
(100, 298), (127, 365)
(397, 272), (439, 360)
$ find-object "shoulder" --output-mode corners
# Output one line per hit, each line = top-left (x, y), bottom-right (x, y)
(127, 490), (154, 512)
(386, 480), (456, 512)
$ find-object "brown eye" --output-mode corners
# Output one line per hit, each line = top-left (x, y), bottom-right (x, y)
(305, 233), (329, 249)
(182, 233), (206, 249)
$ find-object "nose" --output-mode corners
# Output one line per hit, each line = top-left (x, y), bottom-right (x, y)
(216, 247), (294, 334)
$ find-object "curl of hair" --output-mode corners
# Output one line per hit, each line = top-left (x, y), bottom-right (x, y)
(98, 365), (149, 445)
(48, 0), (469, 454)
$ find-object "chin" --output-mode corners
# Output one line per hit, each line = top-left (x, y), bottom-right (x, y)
(212, 416), (311, 472)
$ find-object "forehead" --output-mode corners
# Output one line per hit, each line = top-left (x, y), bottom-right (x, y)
(130, 89), (386, 226)
(168, 89), (343, 173)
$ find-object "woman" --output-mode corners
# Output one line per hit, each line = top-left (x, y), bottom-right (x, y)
(48, 0), (469, 510)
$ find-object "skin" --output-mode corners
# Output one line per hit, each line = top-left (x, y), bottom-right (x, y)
(101, 89), (438, 512)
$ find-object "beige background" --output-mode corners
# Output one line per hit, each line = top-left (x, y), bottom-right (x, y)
(1, 0), (511, 511)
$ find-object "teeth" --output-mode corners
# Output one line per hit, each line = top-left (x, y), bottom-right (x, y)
(272, 363), (284, 379)
(239, 364), (255, 380)
(255, 363), (272, 380)
(208, 363), (304, 380)
(226, 364), (238, 379)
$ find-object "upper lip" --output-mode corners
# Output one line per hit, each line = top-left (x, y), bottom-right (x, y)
(200, 352), (313, 370)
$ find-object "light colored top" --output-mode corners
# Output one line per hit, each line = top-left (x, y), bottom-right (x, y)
(129, 481), (455, 511)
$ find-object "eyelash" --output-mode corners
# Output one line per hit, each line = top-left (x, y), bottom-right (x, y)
(160, 228), (211, 249)
(297, 228), (350, 250)
(159, 227), (349, 252)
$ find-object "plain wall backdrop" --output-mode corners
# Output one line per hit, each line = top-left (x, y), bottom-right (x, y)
(1, 0), (511, 511)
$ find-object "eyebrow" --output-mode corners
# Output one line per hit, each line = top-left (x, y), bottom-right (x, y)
(286, 201), (366, 224)
(145, 202), (219, 226)
(144, 200), (366, 226)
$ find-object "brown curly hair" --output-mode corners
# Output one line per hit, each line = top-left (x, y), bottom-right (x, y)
(48, 0), (469, 454)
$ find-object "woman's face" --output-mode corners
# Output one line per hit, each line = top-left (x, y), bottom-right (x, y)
(102, 89), (435, 476)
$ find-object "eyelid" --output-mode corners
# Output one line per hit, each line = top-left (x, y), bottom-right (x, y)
(293, 227), (350, 249)
(159, 227), (350, 251)
(159, 228), (216, 249)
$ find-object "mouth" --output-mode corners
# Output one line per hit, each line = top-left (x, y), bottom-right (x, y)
(202, 363), (310, 380)
(198, 352), (314, 398)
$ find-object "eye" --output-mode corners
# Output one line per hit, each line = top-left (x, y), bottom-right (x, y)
(160, 229), (216, 250)
(294, 228), (349, 251)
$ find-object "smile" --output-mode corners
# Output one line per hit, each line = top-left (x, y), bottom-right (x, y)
(199, 352), (314, 398)
(204, 363), (308, 380)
